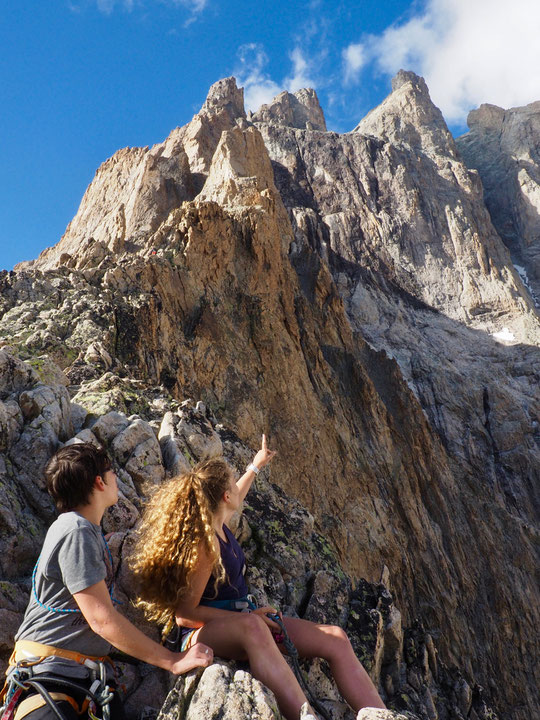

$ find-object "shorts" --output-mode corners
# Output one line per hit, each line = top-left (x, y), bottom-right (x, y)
(179, 628), (202, 652)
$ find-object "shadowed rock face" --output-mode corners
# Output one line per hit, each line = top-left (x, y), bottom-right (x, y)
(1, 74), (539, 719)
(457, 100), (540, 305)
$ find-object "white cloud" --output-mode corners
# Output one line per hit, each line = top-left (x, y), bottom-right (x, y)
(235, 44), (282, 113)
(90, 0), (206, 16)
(236, 44), (317, 113)
(284, 47), (315, 92)
(170, 0), (207, 12)
(96, 0), (116, 12)
(359, 0), (540, 123)
(342, 43), (366, 85)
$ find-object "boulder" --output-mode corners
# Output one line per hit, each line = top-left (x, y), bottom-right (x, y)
(157, 662), (280, 720)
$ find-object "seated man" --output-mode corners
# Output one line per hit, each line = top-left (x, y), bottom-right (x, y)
(1, 443), (213, 720)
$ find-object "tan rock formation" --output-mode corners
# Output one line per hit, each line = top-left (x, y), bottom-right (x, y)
(1, 74), (539, 720)
(251, 88), (327, 131)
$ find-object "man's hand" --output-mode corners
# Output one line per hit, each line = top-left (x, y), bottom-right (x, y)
(252, 434), (277, 471)
(170, 642), (214, 674)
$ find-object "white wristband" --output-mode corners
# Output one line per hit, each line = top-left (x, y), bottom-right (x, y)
(247, 463), (260, 475)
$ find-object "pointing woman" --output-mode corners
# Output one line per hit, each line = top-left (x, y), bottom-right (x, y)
(131, 435), (385, 720)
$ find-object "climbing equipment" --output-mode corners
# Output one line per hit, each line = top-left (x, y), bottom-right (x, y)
(266, 613), (333, 720)
(199, 595), (257, 612)
(0, 643), (116, 720)
(8, 642), (110, 669)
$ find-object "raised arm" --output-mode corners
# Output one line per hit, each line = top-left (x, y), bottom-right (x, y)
(236, 434), (276, 504)
(73, 580), (213, 674)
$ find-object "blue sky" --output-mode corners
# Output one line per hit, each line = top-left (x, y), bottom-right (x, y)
(1, 0), (539, 270)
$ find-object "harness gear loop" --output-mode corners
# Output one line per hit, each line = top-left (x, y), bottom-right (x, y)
(0, 688), (23, 720)
(1, 643), (115, 720)
(1, 673), (112, 720)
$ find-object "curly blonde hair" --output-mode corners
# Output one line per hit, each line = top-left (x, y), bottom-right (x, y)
(130, 457), (231, 625)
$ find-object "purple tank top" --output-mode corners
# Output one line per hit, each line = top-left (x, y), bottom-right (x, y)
(201, 524), (248, 601)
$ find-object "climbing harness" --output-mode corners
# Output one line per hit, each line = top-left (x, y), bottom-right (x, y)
(200, 595), (257, 612)
(0, 643), (116, 720)
(266, 613), (333, 720)
(163, 594), (259, 651)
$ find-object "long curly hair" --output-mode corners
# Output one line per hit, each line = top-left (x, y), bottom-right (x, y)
(130, 457), (231, 625)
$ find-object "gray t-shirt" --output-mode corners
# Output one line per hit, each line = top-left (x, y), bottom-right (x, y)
(16, 512), (114, 678)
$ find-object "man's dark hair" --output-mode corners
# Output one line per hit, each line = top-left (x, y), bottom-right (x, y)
(45, 443), (112, 512)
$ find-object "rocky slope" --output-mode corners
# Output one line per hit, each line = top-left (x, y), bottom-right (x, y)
(1, 73), (539, 720)
(0, 349), (497, 720)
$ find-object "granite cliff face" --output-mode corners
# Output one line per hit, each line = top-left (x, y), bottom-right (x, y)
(1, 73), (539, 720)
(456, 100), (540, 305)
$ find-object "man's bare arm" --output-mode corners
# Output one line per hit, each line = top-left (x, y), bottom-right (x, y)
(73, 580), (213, 674)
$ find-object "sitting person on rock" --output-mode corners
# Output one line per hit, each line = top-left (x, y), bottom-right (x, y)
(2, 443), (213, 720)
(131, 435), (386, 720)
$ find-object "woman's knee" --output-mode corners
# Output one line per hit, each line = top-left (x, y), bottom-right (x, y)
(239, 612), (274, 648)
(324, 625), (352, 656)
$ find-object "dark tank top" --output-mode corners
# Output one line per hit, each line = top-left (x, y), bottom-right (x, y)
(201, 524), (248, 601)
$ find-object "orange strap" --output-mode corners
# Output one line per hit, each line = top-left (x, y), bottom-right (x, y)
(8, 640), (110, 669)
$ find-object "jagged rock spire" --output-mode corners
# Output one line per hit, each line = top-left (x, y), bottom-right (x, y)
(354, 69), (457, 159)
(251, 88), (327, 131)
(201, 76), (246, 121)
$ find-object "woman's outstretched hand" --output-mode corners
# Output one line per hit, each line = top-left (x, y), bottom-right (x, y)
(252, 434), (277, 471)
(171, 642), (214, 674)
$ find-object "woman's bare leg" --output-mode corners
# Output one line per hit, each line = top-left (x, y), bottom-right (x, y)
(195, 613), (309, 720)
(282, 617), (386, 711)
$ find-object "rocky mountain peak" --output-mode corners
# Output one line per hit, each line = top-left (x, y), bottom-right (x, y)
(201, 76), (245, 121)
(466, 103), (505, 132)
(355, 69), (456, 160)
(251, 87), (327, 131)
(391, 69), (429, 94)
(3, 72), (540, 720)
(199, 125), (283, 211)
